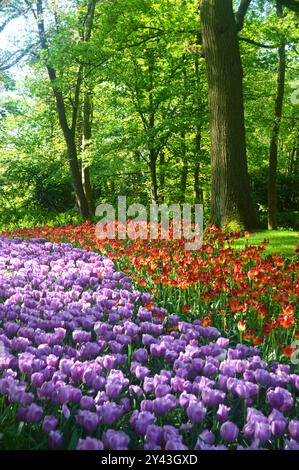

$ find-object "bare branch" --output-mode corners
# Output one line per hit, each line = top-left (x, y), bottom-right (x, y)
(0, 2), (32, 33)
(0, 44), (34, 71)
(25, 0), (37, 20)
(0, 17), (12, 34)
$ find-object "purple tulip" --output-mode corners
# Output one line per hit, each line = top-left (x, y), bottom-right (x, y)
(26, 403), (43, 424)
(102, 429), (130, 450)
(165, 440), (188, 450)
(49, 430), (63, 449)
(201, 388), (225, 407)
(153, 397), (171, 416)
(76, 410), (99, 432)
(288, 420), (299, 441)
(42, 415), (58, 433)
(216, 404), (230, 423)
(271, 420), (286, 437)
(76, 438), (104, 450)
(80, 396), (95, 411)
(130, 411), (156, 436)
(155, 384), (171, 398)
(254, 422), (271, 442)
(199, 430), (216, 445)
(186, 401), (206, 424)
(133, 365), (150, 380)
(140, 400), (154, 413)
(285, 439), (299, 450)
(145, 425), (164, 445)
(220, 421), (239, 442)
(266, 387), (294, 413)
(101, 402), (122, 425)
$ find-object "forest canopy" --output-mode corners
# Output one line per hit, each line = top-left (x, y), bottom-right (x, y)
(0, 0), (298, 230)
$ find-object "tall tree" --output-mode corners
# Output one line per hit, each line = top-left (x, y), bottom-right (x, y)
(268, 0), (286, 230)
(79, 0), (97, 216)
(200, 0), (257, 229)
(32, 0), (98, 218)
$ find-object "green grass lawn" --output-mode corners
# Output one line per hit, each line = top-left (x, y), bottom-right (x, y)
(232, 230), (299, 257)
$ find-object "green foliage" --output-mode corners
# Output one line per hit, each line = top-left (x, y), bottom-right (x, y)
(0, 0), (298, 230)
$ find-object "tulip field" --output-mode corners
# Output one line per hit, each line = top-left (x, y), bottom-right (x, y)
(0, 224), (298, 450)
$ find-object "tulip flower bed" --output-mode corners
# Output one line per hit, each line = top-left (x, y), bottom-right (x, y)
(0, 236), (299, 450)
(2, 223), (299, 362)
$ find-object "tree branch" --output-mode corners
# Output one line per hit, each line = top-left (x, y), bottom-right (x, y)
(119, 28), (198, 51)
(0, 17), (12, 34)
(0, 3), (32, 33)
(239, 36), (278, 49)
(0, 44), (35, 71)
(235, 0), (253, 31)
(119, 32), (165, 50)
(24, 0), (37, 20)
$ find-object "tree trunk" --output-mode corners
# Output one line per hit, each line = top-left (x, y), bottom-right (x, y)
(65, 134), (90, 218)
(194, 50), (204, 205)
(147, 50), (159, 204)
(82, 166), (94, 215)
(36, 0), (90, 219)
(180, 160), (189, 204)
(159, 151), (165, 202)
(194, 125), (203, 204)
(51, 80), (90, 218)
(268, 1), (286, 230)
(66, 132), (91, 218)
(149, 149), (159, 204)
(295, 131), (299, 177)
(200, 0), (257, 229)
(179, 132), (188, 204)
(80, 0), (97, 215)
(82, 91), (95, 215)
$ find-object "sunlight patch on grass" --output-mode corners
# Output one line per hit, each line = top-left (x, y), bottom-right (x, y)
(232, 230), (299, 257)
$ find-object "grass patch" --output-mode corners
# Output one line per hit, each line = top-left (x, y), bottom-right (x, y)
(232, 230), (298, 257)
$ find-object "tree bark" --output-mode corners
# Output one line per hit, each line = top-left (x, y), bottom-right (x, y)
(200, 0), (257, 229)
(267, 1), (286, 230)
(149, 149), (159, 204)
(180, 160), (189, 204)
(80, 0), (97, 215)
(194, 51), (204, 205)
(82, 91), (95, 215)
(194, 125), (203, 204)
(147, 50), (159, 204)
(295, 130), (299, 177)
(66, 135), (90, 218)
(159, 151), (165, 202)
(179, 133), (188, 204)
